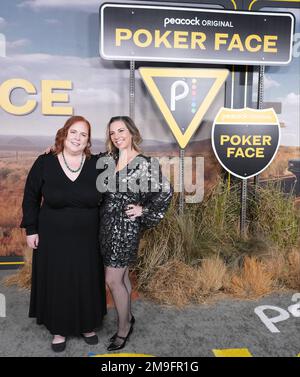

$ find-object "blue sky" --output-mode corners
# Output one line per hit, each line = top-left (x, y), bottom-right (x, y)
(0, 0), (100, 57)
(259, 7), (300, 146)
(0, 0), (222, 142)
(0, 1), (299, 146)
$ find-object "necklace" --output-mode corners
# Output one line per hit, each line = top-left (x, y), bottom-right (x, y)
(62, 151), (84, 173)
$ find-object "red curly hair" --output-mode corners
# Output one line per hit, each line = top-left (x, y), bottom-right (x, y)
(54, 116), (92, 158)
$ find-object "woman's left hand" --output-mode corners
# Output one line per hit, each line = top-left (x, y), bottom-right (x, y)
(125, 204), (143, 220)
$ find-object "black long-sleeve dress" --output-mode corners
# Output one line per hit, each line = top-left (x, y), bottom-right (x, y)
(20, 153), (106, 336)
(97, 152), (173, 268)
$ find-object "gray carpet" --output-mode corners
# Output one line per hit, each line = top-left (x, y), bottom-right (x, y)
(0, 270), (299, 357)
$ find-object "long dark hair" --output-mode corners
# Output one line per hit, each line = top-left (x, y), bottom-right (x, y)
(105, 116), (142, 156)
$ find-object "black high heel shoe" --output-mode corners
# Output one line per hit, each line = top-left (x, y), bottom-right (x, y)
(109, 315), (135, 343)
(107, 324), (133, 352)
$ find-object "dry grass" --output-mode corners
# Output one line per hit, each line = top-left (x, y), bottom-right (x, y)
(141, 253), (289, 307)
(133, 176), (300, 307)
(0, 156), (33, 257)
(284, 250), (300, 290)
(0, 228), (27, 256)
(4, 247), (32, 289)
(2, 150), (300, 307)
(143, 256), (228, 307)
(263, 252), (287, 288)
(228, 257), (275, 299)
(196, 256), (228, 295)
(248, 183), (300, 249)
(5, 243), (300, 308)
(145, 260), (199, 307)
(135, 193), (190, 290)
(137, 253), (287, 307)
(0, 196), (22, 229)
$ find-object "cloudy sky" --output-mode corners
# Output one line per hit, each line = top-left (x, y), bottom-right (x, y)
(253, 7), (300, 147)
(0, 0), (133, 140)
(0, 1), (299, 146)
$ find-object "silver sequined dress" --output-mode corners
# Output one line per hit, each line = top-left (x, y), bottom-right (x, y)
(97, 152), (173, 268)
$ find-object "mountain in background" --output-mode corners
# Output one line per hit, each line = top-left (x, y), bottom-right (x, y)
(7, 136), (34, 147)
(0, 134), (217, 155)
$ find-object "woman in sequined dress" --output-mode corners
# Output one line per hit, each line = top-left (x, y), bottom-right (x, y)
(97, 116), (173, 351)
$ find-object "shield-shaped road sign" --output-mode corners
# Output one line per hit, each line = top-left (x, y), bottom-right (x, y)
(212, 108), (280, 179)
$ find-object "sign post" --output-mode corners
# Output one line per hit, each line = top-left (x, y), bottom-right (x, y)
(99, 2), (293, 219)
(254, 65), (266, 189)
(129, 60), (135, 120)
(139, 68), (228, 210)
(212, 107), (281, 235)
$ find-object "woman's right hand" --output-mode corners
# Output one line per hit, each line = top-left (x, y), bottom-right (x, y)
(26, 234), (39, 249)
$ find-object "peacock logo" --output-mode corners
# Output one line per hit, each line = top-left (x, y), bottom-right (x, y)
(139, 68), (229, 149)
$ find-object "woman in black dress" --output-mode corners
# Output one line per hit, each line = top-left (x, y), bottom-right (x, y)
(21, 116), (106, 352)
(97, 116), (173, 351)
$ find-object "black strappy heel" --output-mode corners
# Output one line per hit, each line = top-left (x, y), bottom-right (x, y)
(109, 315), (135, 342)
(107, 323), (133, 351)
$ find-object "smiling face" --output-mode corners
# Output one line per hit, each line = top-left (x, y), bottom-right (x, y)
(64, 121), (89, 154)
(109, 120), (132, 151)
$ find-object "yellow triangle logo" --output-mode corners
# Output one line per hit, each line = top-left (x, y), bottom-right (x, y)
(139, 68), (229, 148)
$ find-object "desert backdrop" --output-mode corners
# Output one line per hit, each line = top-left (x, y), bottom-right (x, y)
(1, 134), (299, 257)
